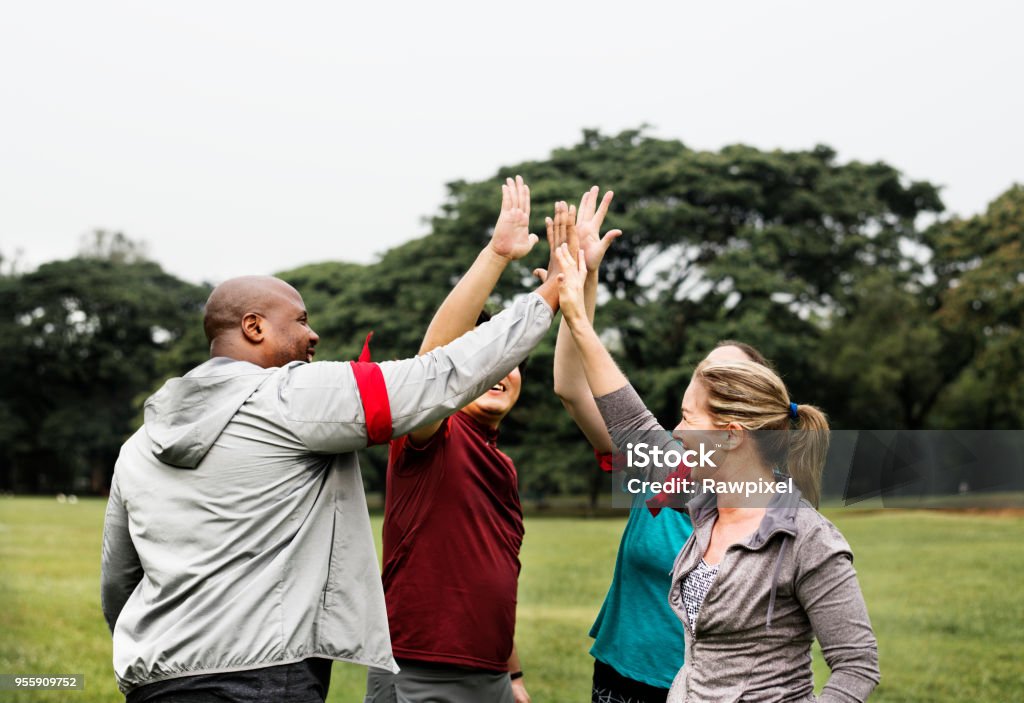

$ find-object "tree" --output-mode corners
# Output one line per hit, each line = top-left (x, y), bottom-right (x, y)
(926, 185), (1024, 428)
(272, 128), (947, 502)
(0, 241), (209, 493)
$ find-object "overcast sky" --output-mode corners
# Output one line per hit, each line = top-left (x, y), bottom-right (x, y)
(2, 1), (1021, 284)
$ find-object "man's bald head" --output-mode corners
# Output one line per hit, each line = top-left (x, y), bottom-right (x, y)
(203, 276), (319, 367)
(203, 276), (297, 344)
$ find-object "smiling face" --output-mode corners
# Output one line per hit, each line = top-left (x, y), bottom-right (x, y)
(460, 366), (523, 429)
(256, 282), (319, 367)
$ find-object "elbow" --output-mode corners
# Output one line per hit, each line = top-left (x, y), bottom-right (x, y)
(556, 395), (583, 421)
(822, 644), (881, 701)
(552, 375), (571, 401)
(100, 585), (119, 635)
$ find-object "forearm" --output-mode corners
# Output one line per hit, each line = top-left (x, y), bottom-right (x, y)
(419, 246), (511, 353)
(280, 293), (553, 453)
(508, 643), (530, 702)
(553, 272), (598, 400)
(801, 548), (880, 702)
(592, 384), (677, 483)
(554, 274), (614, 451)
(563, 314), (628, 398)
(387, 292), (554, 436)
(100, 477), (143, 634)
(507, 643), (522, 674)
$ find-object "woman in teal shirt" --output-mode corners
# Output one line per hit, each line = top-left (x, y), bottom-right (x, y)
(550, 187), (769, 701)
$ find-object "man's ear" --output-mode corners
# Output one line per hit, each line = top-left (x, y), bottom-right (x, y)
(241, 312), (265, 343)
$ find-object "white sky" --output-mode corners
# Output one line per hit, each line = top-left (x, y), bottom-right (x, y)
(2, 1), (1022, 284)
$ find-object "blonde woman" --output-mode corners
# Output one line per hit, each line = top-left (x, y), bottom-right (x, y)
(552, 240), (880, 702)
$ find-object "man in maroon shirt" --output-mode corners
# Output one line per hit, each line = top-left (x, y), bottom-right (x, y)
(365, 178), (573, 703)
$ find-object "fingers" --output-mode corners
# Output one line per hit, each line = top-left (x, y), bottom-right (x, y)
(504, 175), (529, 214)
(577, 247), (588, 276)
(585, 185), (599, 220)
(566, 204), (579, 256)
(599, 228), (623, 255)
(576, 189), (589, 226)
(557, 202), (567, 248)
(554, 241), (575, 272)
(532, 268), (548, 282)
(594, 190), (614, 227)
(551, 201), (567, 249)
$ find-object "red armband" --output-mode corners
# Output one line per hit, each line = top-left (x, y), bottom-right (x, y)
(350, 332), (393, 446)
(594, 450), (615, 473)
(645, 465), (692, 517)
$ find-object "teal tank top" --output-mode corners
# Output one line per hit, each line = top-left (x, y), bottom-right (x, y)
(589, 485), (694, 689)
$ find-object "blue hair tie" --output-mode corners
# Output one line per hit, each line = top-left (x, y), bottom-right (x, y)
(789, 402), (799, 420)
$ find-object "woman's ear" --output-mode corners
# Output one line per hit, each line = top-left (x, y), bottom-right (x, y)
(723, 422), (747, 450)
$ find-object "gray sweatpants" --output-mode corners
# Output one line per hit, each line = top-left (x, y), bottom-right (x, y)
(365, 663), (514, 703)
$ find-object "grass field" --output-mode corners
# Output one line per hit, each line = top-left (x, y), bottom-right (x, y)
(1, 497), (1022, 702)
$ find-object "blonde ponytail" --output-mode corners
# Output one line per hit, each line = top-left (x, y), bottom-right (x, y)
(788, 404), (829, 507)
(694, 360), (831, 508)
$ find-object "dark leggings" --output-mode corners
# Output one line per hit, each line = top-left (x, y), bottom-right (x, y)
(591, 659), (669, 703)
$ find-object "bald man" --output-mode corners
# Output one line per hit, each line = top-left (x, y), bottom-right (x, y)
(101, 185), (565, 702)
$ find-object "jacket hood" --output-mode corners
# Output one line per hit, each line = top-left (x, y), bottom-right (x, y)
(143, 357), (275, 468)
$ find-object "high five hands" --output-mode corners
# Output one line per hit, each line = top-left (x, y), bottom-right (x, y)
(554, 238), (589, 326)
(489, 175), (538, 261)
(533, 187), (620, 283)
(487, 177), (621, 315)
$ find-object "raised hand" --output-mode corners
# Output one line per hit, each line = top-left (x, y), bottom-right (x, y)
(575, 186), (621, 271)
(555, 241), (589, 326)
(540, 201), (577, 283)
(489, 175), (538, 261)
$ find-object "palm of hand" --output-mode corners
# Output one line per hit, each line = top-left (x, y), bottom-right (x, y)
(492, 209), (533, 259)
(577, 222), (605, 270)
(575, 187), (619, 270)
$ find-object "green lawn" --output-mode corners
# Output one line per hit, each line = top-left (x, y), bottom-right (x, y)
(1, 497), (1022, 702)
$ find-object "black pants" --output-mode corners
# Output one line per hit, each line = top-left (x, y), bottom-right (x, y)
(126, 659), (332, 703)
(592, 659), (669, 703)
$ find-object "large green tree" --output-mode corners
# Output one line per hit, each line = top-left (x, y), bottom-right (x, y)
(273, 128), (949, 501)
(926, 185), (1024, 428)
(15, 131), (1016, 500)
(0, 233), (210, 493)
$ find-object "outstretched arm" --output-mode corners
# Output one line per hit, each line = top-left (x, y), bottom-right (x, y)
(410, 176), (538, 444)
(419, 175), (537, 354)
(555, 243), (629, 399)
(552, 187), (620, 453)
(279, 201), (570, 454)
(554, 243), (677, 484)
(406, 177), (569, 442)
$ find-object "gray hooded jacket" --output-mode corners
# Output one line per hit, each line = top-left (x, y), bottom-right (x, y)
(594, 384), (880, 703)
(100, 292), (552, 694)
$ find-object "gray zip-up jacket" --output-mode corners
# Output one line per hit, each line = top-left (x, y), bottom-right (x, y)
(100, 292), (552, 694)
(594, 384), (880, 703)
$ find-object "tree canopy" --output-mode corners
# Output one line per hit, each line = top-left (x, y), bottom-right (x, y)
(1, 130), (1020, 499)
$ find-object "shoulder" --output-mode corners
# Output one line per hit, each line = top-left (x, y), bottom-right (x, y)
(792, 505), (854, 574)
